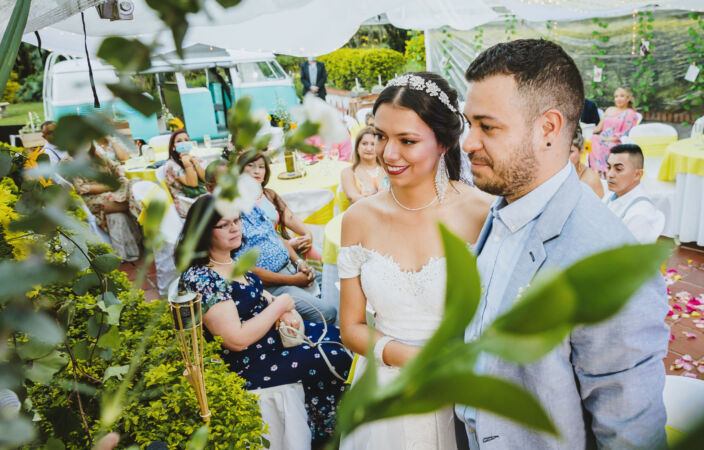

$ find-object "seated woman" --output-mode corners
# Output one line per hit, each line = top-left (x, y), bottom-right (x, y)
(570, 127), (603, 198)
(164, 129), (207, 217)
(589, 87), (639, 175)
(236, 194), (337, 324)
(72, 143), (141, 260)
(238, 152), (320, 260)
(340, 126), (385, 204)
(177, 195), (351, 447)
(95, 135), (130, 162)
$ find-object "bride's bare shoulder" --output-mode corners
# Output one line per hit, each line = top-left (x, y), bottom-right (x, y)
(341, 193), (389, 244)
(448, 182), (494, 213)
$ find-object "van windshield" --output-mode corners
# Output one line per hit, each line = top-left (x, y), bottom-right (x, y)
(235, 62), (284, 83)
(53, 70), (118, 104)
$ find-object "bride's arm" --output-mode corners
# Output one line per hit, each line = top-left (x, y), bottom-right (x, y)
(338, 205), (420, 367)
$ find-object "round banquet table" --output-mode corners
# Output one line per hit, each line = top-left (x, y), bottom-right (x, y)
(267, 160), (350, 195)
(321, 212), (344, 311)
(657, 138), (704, 245)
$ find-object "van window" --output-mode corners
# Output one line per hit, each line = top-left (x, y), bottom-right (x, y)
(53, 70), (118, 104)
(236, 62), (282, 83)
(269, 61), (286, 78)
(183, 69), (207, 88)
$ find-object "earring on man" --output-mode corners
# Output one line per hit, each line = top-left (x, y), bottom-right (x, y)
(435, 153), (449, 202)
(546, 142), (552, 147)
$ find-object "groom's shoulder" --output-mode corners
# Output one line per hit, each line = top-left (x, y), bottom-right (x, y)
(552, 183), (635, 256)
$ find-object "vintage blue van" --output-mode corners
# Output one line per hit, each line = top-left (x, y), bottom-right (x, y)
(43, 44), (299, 142)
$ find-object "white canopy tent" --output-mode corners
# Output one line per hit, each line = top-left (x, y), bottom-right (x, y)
(6, 0), (703, 58)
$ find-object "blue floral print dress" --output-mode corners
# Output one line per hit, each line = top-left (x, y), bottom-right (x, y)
(181, 265), (352, 445)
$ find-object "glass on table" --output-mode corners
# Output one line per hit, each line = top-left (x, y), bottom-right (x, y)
(203, 134), (211, 149)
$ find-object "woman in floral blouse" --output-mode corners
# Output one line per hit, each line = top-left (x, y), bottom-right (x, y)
(164, 129), (207, 217)
(177, 194), (351, 447)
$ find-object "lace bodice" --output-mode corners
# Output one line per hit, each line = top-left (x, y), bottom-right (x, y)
(338, 245), (448, 344)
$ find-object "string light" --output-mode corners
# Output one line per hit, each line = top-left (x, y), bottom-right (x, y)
(631, 9), (637, 56)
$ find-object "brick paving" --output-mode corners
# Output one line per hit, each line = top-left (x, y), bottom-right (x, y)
(118, 242), (704, 378)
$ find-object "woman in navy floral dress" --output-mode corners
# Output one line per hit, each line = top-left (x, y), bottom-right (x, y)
(176, 195), (351, 447)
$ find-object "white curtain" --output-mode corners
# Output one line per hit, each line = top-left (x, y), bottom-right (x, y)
(14, 0), (704, 57)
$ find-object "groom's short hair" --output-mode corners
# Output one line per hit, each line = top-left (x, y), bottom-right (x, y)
(465, 39), (584, 139)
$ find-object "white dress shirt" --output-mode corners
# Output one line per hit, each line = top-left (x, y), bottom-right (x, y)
(603, 184), (665, 243)
(42, 142), (68, 166)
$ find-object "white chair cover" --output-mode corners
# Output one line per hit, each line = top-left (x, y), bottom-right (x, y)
(251, 383), (311, 450)
(355, 107), (373, 124)
(133, 181), (183, 293)
(155, 165), (168, 184)
(628, 123), (678, 138)
(148, 134), (172, 149)
(663, 375), (704, 437)
(280, 189), (335, 250)
(635, 112), (643, 125)
(691, 116), (704, 138)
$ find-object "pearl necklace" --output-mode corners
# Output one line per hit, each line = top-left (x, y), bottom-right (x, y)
(389, 186), (438, 211)
(209, 257), (233, 265)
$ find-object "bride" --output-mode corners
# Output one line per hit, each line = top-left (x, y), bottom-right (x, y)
(339, 72), (491, 449)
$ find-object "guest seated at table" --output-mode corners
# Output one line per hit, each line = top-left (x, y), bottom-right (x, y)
(589, 87), (639, 175)
(570, 126), (603, 198)
(40, 121), (67, 166)
(236, 195), (336, 323)
(238, 152), (319, 260)
(340, 126), (385, 203)
(95, 135), (130, 162)
(164, 129), (208, 217)
(603, 144), (665, 243)
(177, 195), (351, 447)
(365, 112), (374, 127)
(72, 143), (141, 260)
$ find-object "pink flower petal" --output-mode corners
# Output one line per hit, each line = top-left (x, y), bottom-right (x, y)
(675, 358), (684, 364)
(684, 362), (694, 370)
(668, 309), (674, 316)
(683, 332), (697, 339)
(683, 354), (693, 361)
(670, 334), (675, 341)
(673, 304), (683, 311)
(683, 373), (697, 378)
(698, 366), (704, 374)
(689, 298), (702, 306)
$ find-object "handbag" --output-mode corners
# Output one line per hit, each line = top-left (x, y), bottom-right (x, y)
(277, 299), (352, 382)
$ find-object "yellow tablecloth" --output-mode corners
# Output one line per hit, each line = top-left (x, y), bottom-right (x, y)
(268, 160), (350, 194)
(657, 138), (704, 181)
(268, 160), (350, 226)
(122, 148), (222, 182)
(322, 212), (344, 265)
(632, 135), (678, 158)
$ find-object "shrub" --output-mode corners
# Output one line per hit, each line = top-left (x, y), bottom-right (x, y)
(403, 33), (426, 72)
(275, 54), (306, 76)
(1, 71), (21, 103)
(318, 48), (405, 90)
(15, 72), (43, 103)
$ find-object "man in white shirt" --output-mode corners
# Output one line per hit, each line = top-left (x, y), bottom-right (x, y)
(603, 144), (665, 243)
(40, 121), (68, 165)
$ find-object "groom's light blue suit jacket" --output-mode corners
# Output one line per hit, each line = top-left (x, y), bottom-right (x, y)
(467, 171), (669, 449)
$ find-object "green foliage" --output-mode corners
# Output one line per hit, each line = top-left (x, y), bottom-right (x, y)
(1, 71), (20, 103)
(97, 37), (153, 73)
(403, 32), (425, 71)
(332, 224), (671, 444)
(631, 10), (657, 112)
(683, 12), (704, 116)
(0, 0), (30, 101)
(275, 54), (306, 75)
(14, 72), (42, 102)
(318, 48), (405, 90)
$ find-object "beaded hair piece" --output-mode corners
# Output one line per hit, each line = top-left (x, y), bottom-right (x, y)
(386, 74), (458, 114)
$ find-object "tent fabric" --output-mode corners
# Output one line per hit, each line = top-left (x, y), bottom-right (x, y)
(14, 0), (704, 58)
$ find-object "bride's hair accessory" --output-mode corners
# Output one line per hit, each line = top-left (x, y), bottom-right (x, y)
(387, 74), (458, 114)
(435, 154), (449, 202)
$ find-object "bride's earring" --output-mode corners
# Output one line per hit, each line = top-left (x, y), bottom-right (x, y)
(435, 153), (449, 202)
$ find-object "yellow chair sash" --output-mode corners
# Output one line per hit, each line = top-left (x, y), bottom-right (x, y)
(137, 184), (173, 225)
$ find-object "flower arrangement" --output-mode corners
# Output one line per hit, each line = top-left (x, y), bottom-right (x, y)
(269, 100), (298, 132)
(19, 111), (43, 134)
(160, 105), (184, 131)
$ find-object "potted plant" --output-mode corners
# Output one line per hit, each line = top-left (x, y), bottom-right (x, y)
(19, 111), (45, 148)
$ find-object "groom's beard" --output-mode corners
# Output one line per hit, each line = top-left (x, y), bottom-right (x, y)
(469, 141), (537, 198)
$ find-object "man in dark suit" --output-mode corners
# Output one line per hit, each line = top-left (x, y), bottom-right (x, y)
(300, 57), (327, 100)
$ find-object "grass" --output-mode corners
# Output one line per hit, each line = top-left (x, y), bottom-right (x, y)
(0, 102), (43, 126)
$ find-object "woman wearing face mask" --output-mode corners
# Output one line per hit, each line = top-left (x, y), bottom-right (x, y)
(164, 129), (208, 217)
(588, 87), (639, 175)
(340, 126), (386, 204)
(338, 73), (491, 449)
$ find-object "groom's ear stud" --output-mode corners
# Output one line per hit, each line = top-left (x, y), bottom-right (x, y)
(546, 142), (552, 147)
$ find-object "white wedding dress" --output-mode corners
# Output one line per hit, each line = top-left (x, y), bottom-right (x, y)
(338, 244), (458, 450)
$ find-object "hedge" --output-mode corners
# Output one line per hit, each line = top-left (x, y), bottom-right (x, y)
(318, 48), (405, 90)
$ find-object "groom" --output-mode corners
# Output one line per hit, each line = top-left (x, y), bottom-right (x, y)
(456, 39), (669, 449)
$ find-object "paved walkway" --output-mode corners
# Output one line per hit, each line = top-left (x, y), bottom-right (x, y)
(119, 242), (704, 379)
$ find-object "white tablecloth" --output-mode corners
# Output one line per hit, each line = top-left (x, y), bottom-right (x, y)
(670, 173), (704, 246)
